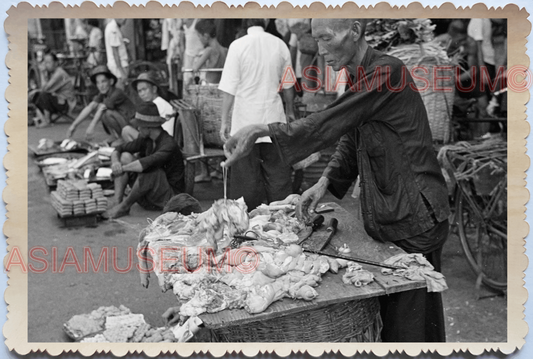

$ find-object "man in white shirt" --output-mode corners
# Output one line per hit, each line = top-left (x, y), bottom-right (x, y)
(105, 18), (129, 89)
(467, 18), (495, 80)
(85, 19), (104, 67)
(218, 18), (296, 210)
(121, 72), (176, 141)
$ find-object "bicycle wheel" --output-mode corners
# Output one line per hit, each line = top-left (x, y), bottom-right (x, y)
(28, 65), (41, 91)
(455, 185), (507, 291)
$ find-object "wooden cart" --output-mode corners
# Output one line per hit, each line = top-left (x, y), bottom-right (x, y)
(170, 97), (225, 196)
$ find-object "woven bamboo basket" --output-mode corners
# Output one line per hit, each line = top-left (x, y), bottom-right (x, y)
(184, 84), (224, 148)
(387, 43), (455, 144)
(209, 297), (381, 342)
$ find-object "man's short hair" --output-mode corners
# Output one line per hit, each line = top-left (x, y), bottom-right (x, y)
(163, 193), (203, 215)
(244, 18), (266, 29)
(87, 19), (99, 28)
(448, 20), (467, 36)
(195, 19), (217, 38)
(330, 19), (368, 34)
(44, 51), (58, 62)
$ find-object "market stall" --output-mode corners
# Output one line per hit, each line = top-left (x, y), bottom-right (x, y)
(200, 203), (429, 342)
(131, 196), (446, 343)
(31, 138), (114, 189)
(30, 137), (115, 227)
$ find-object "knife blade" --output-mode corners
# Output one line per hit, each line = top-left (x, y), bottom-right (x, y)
(301, 217), (338, 251)
(296, 214), (324, 245)
(317, 218), (338, 251)
(303, 248), (404, 270)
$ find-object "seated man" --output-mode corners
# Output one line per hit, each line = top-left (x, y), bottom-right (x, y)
(66, 65), (135, 143)
(29, 52), (76, 127)
(122, 71), (176, 140)
(103, 102), (185, 219)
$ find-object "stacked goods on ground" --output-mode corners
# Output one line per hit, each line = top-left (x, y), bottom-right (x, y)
(51, 179), (107, 217)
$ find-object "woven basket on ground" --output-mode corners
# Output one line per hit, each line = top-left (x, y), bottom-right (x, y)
(209, 297), (381, 342)
(387, 43), (455, 144)
(184, 84), (224, 148)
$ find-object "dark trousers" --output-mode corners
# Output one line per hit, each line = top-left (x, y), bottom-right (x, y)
(32, 91), (68, 115)
(101, 110), (129, 137)
(379, 219), (449, 342)
(228, 143), (292, 210)
(129, 168), (175, 210)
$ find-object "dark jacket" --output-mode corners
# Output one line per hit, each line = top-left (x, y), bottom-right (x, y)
(115, 131), (185, 194)
(269, 46), (450, 244)
(93, 86), (135, 123)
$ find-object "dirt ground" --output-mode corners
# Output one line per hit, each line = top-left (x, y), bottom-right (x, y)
(26, 116), (506, 343)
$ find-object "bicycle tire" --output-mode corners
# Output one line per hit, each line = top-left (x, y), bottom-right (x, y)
(455, 187), (507, 291)
(28, 65), (41, 90)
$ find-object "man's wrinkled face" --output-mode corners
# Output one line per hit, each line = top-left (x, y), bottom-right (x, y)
(95, 74), (112, 95)
(311, 19), (358, 72)
(137, 82), (158, 102)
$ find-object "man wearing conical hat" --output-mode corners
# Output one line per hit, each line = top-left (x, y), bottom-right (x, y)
(66, 65), (135, 143)
(103, 102), (185, 219)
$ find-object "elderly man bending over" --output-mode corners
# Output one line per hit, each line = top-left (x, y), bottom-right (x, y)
(103, 102), (185, 219)
(223, 18), (450, 342)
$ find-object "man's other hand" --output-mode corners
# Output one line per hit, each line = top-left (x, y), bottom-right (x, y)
(111, 161), (123, 176)
(85, 127), (95, 142)
(66, 125), (76, 139)
(219, 124), (229, 144)
(296, 176), (329, 223)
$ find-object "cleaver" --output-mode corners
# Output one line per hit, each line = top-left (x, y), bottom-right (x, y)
(301, 217), (339, 251)
(297, 214), (325, 245)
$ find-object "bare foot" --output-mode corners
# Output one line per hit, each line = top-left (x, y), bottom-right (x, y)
(35, 119), (52, 128)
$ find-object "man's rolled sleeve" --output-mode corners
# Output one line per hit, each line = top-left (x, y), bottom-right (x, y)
(108, 27), (122, 48)
(115, 137), (144, 157)
(279, 45), (294, 90)
(467, 19), (483, 41)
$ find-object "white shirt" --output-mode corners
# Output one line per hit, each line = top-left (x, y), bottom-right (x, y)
(218, 26), (293, 143)
(183, 19), (204, 58)
(289, 33), (302, 77)
(153, 96), (175, 137)
(88, 27), (103, 49)
(467, 19), (495, 66)
(105, 19), (129, 78)
(87, 27), (103, 67)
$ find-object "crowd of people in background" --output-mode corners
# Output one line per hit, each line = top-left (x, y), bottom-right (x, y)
(28, 17), (508, 214)
(29, 17), (508, 126)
